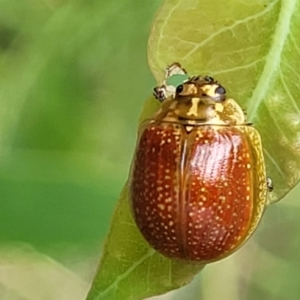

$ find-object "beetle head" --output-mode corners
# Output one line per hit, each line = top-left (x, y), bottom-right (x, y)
(154, 76), (246, 126)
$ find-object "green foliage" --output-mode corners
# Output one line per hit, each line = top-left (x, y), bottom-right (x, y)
(148, 0), (300, 203)
(86, 186), (204, 300)
(1, 0), (300, 299)
(88, 0), (300, 300)
(0, 0), (158, 250)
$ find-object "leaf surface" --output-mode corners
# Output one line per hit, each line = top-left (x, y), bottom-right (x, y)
(86, 186), (204, 300)
(148, 0), (300, 202)
(88, 1), (300, 299)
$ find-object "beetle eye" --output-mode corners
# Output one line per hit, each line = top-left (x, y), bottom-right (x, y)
(215, 85), (226, 95)
(204, 76), (214, 83)
(176, 85), (184, 94)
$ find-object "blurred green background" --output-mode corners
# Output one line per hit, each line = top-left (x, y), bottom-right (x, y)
(1, 1), (300, 299)
(0, 0), (161, 259)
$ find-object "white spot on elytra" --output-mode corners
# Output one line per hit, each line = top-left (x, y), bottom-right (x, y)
(158, 204), (165, 210)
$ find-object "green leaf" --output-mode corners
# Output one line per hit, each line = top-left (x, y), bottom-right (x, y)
(148, 0), (300, 203)
(88, 1), (300, 299)
(86, 186), (204, 300)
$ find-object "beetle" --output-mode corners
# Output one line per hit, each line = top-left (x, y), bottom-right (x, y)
(129, 63), (272, 263)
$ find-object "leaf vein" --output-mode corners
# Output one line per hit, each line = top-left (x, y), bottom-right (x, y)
(158, 1), (181, 47)
(247, 0), (297, 121)
(212, 58), (264, 76)
(263, 147), (285, 177)
(182, 1), (278, 60)
(97, 249), (156, 299)
(279, 68), (300, 114)
(280, 59), (300, 83)
(290, 33), (300, 57)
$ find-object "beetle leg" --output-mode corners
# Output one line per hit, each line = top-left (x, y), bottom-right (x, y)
(153, 86), (167, 102)
(267, 177), (273, 192)
(266, 177), (281, 206)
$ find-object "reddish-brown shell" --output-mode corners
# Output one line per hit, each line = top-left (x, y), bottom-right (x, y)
(129, 71), (268, 263)
(129, 121), (267, 263)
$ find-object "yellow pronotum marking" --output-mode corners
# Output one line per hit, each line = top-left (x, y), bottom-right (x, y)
(215, 103), (224, 113)
(187, 97), (200, 116)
